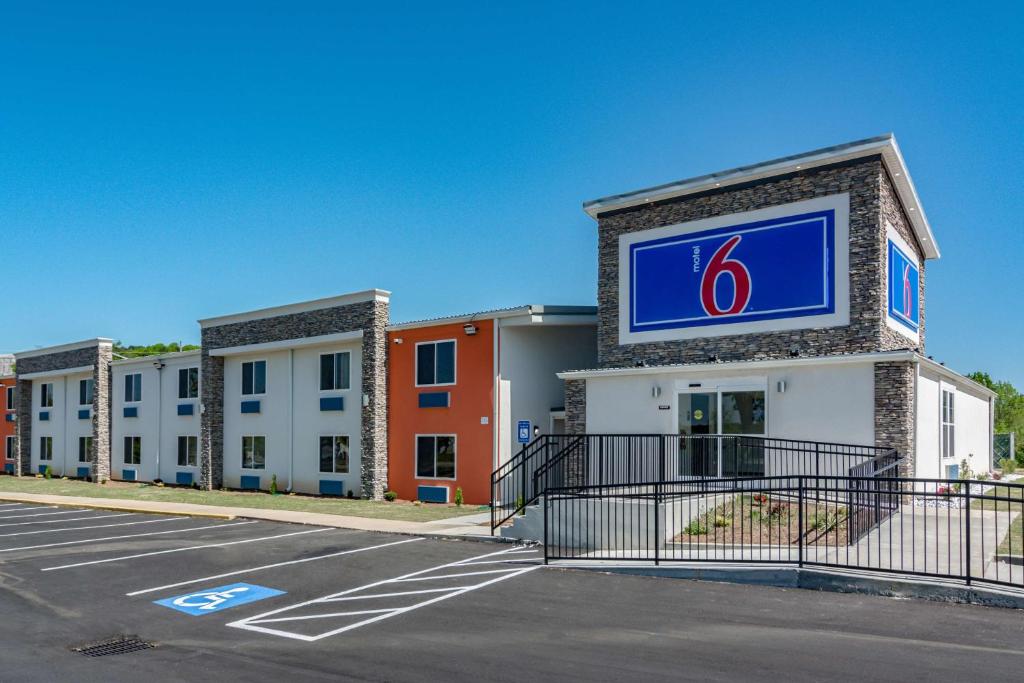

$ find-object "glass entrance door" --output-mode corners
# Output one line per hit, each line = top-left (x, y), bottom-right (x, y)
(678, 392), (718, 477)
(720, 390), (767, 477)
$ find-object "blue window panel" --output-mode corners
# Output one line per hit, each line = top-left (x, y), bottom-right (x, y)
(78, 409), (90, 420)
(319, 480), (344, 496)
(77, 466), (91, 479)
(4, 414), (15, 422)
(4, 463), (15, 474)
(39, 411), (50, 421)
(319, 396), (344, 412)
(176, 471), (194, 486)
(123, 406), (138, 418)
(240, 400), (261, 414)
(418, 392), (450, 409)
(240, 475), (261, 490)
(122, 469), (137, 481)
(177, 403), (195, 416)
(417, 485), (450, 504)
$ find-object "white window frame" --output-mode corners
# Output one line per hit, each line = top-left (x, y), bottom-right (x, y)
(124, 373), (143, 403)
(414, 433), (457, 481)
(241, 360), (268, 397)
(39, 436), (53, 461)
(177, 435), (198, 468)
(318, 434), (351, 474)
(79, 378), (94, 406)
(40, 383), (54, 408)
(414, 339), (457, 388)
(5, 435), (15, 460)
(941, 388), (956, 461)
(123, 435), (142, 465)
(241, 435), (266, 470)
(78, 436), (93, 463)
(318, 351), (352, 393)
(178, 367), (200, 400)
(5, 386), (14, 411)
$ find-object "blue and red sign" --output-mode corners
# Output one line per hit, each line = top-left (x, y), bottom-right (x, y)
(887, 239), (919, 333)
(628, 209), (836, 333)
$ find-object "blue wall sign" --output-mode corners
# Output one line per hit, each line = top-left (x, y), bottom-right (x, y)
(517, 420), (532, 444)
(155, 583), (285, 616)
(627, 209), (835, 335)
(887, 239), (919, 334)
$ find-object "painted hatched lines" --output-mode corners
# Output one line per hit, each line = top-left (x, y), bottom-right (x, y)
(226, 546), (542, 642)
(0, 513), (136, 529)
(0, 516), (180, 538)
(0, 520), (256, 554)
(41, 525), (332, 570)
(124, 537), (424, 596)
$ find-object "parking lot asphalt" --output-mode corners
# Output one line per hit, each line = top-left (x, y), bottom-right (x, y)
(1, 501), (1023, 682)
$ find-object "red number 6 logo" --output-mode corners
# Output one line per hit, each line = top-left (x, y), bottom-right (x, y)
(700, 235), (752, 316)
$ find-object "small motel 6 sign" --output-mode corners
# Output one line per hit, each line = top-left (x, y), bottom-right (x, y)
(155, 583), (285, 616)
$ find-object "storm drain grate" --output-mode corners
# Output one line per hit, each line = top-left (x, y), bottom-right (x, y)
(71, 635), (156, 657)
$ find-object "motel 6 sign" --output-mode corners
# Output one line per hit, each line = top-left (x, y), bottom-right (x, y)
(886, 228), (921, 341)
(619, 194), (851, 343)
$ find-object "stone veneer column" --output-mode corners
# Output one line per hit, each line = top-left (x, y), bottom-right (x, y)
(564, 379), (587, 435)
(90, 345), (112, 482)
(874, 361), (916, 476)
(15, 378), (32, 476)
(199, 351), (225, 490)
(359, 299), (389, 500)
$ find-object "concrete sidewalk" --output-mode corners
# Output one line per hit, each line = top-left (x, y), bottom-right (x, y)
(0, 491), (503, 541)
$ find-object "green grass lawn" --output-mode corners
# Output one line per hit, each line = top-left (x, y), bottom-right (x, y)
(971, 483), (1024, 557)
(0, 476), (485, 523)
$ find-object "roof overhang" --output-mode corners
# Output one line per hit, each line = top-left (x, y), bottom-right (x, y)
(111, 349), (202, 367)
(14, 338), (113, 360)
(199, 289), (390, 329)
(582, 134), (940, 260)
(387, 305), (597, 331)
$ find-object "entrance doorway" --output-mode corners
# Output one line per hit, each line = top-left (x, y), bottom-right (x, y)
(678, 387), (767, 477)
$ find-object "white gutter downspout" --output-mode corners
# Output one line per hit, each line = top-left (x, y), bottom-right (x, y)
(492, 317), (500, 472)
(288, 348), (294, 493)
(62, 377), (69, 477)
(155, 363), (164, 481)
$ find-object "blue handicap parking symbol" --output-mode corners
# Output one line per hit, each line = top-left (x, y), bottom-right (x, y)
(155, 582), (285, 616)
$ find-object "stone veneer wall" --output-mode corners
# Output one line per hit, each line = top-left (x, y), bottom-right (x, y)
(595, 157), (927, 369)
(199, 299), (389, 499)
(874, 361), (916, 476)
(564, 379), (586, 435)
(14, 345), (111, 480)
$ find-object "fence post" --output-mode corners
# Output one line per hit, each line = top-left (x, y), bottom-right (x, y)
(654, 482), (660, 566)
(815, 443), (820, 480)
(543, 493), (549, 565)
(598, 437), (604, 487)
(964, 483), (972, 586)
(659, 437), (666, 481)
(797, 475), (804, 569)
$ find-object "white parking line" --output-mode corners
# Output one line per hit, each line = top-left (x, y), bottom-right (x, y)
(0, 513), (135, 529)
(0, 520), (257, 554)
(0, 509), (89, 520)
(41, 525), (331, 570)
(124, 537), (423, 596)
(227, 546), (541, 642)
(0, 517), (180, 538)
(0, 506), (59, 515)
(0, 503), (26, 508)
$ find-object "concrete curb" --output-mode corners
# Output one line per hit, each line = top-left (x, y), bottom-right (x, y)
(554, 562), (1024, 609)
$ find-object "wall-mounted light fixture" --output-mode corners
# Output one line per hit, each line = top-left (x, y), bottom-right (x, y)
(652, 385), (662, 398)
(393, 338), (403, 345)
(362, 393), (370, 407)
(777, 380), (787, 394)
(463, 324), (478, 336)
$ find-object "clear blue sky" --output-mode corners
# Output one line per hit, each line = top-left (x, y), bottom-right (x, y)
(1, 2), (1021, 385)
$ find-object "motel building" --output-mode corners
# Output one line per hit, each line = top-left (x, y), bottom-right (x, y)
(2, 356), (16, 474)
(110, 350), (201, 485)
(556, 134), (995, 482)
(11, 339), (113, 480)
(197, 290), (390, 499)
(386, 306), (597, 505)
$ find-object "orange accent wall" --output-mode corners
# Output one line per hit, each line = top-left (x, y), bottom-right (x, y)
(1, 376), (16, 470)
(387, 320), (494, 505)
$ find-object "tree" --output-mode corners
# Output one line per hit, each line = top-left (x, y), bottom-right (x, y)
(113, 341), (200, 359)
(969, 371), (1024, 463)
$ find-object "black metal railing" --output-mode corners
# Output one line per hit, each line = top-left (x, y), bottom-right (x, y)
(491, 434), (895, 530)
(543, 476), (1024, 592)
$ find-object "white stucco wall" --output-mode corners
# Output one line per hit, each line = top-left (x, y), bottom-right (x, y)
(917, 366), (993, 478)
(112, 353), (201, 484)
(499, 324), (597, 461)
(915, 371), (941, 479)
(30, 371), (93, 477)
(221, 340), (363, 495)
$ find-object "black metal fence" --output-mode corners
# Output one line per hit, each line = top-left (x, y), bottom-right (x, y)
(544, 475), (1024, 591)
(491, 434), (895, 530)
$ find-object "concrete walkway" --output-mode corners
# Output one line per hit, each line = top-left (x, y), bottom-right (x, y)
(0, 491), (502, 541)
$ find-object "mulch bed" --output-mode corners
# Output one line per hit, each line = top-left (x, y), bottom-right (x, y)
(674, 493), (851, 547)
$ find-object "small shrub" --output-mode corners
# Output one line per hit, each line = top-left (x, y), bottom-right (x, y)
(999, 457), (1017, 474)
(454, 487), (464, 507)
(684, 517), (708, 535)
(713, 515), (731, 528)
(347, 490), (355, 499)
(43, 466), (52, 480)
(515, 494), (524, 511)
(269, 474), (278, 495)
(992, 471), (1003, 481)
(976, 472), (989, 481)
(751, 493), (769, 506)
(384, 490), (398, 502)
